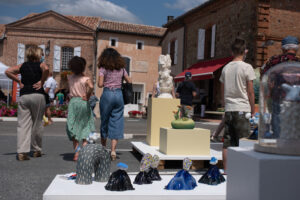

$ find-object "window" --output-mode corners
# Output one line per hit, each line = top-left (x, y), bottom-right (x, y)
(122, 56), (131, 75)
(136, 40), (144, 50)
(170, 40), (175, 65)
(204, 26), (212, 59)
(133, 91), (141, 104)
(109, 37), (118, 47)
(61, 47), (74, 71)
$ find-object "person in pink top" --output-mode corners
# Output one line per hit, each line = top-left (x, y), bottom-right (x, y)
(66, 56), (95, 161)
(98, 48), (131, 160)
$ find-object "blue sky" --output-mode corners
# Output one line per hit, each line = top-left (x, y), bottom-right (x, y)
(0, 0), (208, 27)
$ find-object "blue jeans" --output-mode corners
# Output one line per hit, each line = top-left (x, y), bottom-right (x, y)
(100, 88), (124, 140)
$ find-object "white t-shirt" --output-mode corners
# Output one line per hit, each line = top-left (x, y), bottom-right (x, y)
(44, 77), (57, 99)
(219, 61), (256, 112)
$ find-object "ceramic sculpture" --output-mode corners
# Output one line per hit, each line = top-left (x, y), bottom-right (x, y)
(134, 153), (153, 185)
(157, 55), (173, 99)
(171, 105), (195, 129)
(75, 144), (111, 185)
(147, 155), (161, 181)
(255, 62), (300, 155)
(198, 157), (225, 185)
(165, 158), (197, 190)
(105, 162), (135, 191)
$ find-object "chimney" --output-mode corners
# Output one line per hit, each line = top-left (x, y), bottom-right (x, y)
(167, 16), (174, 23)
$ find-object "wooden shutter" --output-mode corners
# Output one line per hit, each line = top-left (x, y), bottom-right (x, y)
(174, 40), (178, 65)
(17, 43), (25, 64)
(211, 24), (216, 58)
(74, 46), (81, 57)
(197, 29), (205, 60)
(53, 45), (61, 72)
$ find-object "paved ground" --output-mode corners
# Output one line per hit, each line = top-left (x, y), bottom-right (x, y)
(0, 118), (220, 200)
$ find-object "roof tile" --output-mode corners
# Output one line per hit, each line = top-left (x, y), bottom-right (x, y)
(99, 20), (166, 37)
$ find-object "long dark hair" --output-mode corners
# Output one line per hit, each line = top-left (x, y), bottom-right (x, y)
(98, 48), (125, 70)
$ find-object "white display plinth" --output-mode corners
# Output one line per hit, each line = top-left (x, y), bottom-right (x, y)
(227, 147), (300, 200)
(43, 175), (226, 200)
(132, 141), (222, 160)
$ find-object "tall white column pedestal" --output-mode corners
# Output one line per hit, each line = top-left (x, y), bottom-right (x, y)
(227, 147), (300, 200)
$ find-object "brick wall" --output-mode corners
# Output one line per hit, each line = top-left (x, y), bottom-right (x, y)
(4, 30), (95, 90)
(97, 32), (161, 104)
(184, 0), (257, 69)
(265, 0), (300, 59)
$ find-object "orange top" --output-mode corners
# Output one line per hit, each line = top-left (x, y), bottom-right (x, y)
(68, 75), (89, 98)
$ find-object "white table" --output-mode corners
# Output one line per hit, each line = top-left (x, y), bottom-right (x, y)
(43, 174), (226, 200)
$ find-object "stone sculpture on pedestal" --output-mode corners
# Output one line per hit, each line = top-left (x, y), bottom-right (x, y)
(75, 144), (111, 185)
(157, 55), (173, 99)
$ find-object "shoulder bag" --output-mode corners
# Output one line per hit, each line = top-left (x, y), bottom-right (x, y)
(121, 69), (133, 104)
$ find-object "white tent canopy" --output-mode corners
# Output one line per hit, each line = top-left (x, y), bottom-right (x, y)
(0, 62), (12, 105)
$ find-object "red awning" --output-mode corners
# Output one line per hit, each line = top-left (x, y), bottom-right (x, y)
(174, 57), (233, 82)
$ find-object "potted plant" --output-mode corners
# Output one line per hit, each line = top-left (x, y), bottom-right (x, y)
(171, 105), (195, 129)
(128, 110), (142, 118)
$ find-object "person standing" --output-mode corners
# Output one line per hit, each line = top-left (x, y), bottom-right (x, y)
(175, 72), (197, 118)
(98, 48), (131, 161)
(5, 45), (49, 160)
(219, 38), (255, 171)
(260, 36), (299, 138)
(44, 72), (57, 102)
(56, 90), (64, 105)
(66, 56), (95, 161)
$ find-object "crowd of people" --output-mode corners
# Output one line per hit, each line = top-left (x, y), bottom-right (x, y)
(4, 35), (299, 168)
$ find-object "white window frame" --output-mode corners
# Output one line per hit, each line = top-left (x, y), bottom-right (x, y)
(109, 37), (118, 47)
(136, 40), (144, 50)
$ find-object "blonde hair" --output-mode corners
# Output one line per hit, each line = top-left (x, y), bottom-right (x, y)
(25, 45), (42, 62)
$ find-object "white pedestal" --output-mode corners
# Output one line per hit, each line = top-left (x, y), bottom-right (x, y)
(43, 175), (226, 200)
(132, 142), (222, 160)
(227, 147), (300, 200)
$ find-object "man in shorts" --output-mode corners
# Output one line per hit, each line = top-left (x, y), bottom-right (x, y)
(219, 38), (256, 171)
(176, 72), (197, 118)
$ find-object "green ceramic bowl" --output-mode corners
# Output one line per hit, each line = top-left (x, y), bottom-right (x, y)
(171, 118), (195, 129)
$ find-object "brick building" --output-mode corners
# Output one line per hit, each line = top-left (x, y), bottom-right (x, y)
(161, 0), (300, 110)
(0, 10), (166, 111)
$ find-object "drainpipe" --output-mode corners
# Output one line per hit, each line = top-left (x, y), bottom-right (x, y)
(93, 28), (99, 92)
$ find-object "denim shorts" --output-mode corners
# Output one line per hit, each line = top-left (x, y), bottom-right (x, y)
(223, 111), (250, 148)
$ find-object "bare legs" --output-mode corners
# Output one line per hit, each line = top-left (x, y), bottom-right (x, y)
(101, 138), (118, 160)
(72, 138), (87, 161)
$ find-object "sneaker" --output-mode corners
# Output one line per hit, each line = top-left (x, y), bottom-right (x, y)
(17, 153), (30, 161)
(32, 151), (42, 158)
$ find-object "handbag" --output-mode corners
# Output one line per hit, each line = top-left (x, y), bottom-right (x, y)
(121, 69), (133, 105)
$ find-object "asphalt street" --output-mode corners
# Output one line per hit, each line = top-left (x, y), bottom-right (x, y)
(0, 118), (219, 200)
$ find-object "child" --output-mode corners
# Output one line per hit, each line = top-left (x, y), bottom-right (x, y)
(37, 47), (53, 125)
(66, 56), (95, 161)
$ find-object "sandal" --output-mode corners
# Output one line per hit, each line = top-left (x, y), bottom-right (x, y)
(17, 153), (30, 161)
(111, 151), (117, 161)
(73, 146), (81, 161)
